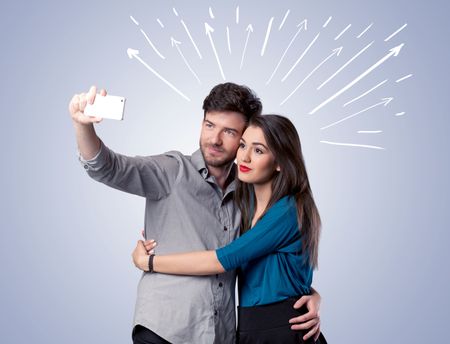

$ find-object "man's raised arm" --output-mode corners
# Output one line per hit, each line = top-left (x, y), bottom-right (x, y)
(69, 85), (104, 160)
(68, 85), (180, 199)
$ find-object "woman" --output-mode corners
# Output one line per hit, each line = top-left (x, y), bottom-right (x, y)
(134, 114), (326, 343)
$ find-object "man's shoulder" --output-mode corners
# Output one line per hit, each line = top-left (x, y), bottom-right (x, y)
(161, 150), (195, 163)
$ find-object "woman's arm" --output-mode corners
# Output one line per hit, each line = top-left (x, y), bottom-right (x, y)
(132, 240), (225, 275)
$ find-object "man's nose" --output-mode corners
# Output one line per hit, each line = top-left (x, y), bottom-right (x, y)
(211, 131), (223, 145)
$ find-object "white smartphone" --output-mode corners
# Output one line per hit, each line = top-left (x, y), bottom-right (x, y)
(84, 94), (126, 120)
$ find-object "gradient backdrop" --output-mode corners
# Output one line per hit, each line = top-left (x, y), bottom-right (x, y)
(1, 0), (449, 343)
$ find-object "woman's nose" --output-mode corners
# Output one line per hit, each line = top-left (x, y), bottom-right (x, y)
(241, 150), (251, 162)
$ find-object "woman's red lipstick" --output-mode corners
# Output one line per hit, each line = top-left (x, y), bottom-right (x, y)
(239, 165), (252, 173)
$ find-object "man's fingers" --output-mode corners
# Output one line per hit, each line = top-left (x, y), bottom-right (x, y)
(290, 317), (319, 331)
(302, 322), (320, 341)
(79, 93), (88, 112)
(87, 85), (97, 104)
(69, 95), (79, 114)
(99, 88), (107, 97)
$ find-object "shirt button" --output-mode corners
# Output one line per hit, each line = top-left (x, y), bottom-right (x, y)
(223, 226), (228, 231)
(219, 282), (223, 287)
(84, 165), (89, 170)
(214, 310), (218, 316)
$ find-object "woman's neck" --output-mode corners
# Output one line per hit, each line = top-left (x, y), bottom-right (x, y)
(251, 182), (273, 226)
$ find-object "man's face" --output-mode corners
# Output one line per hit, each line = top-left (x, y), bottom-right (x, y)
(200, 111), (247, 168)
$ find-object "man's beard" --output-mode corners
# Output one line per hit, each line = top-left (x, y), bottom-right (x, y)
(200, 143), (235, 168)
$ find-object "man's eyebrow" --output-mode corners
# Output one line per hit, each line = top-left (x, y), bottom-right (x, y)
(204, 119), (214, 125)
(224, 127), (238, 133)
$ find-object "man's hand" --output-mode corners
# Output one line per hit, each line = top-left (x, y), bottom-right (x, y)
(289, 290), (322, 341)
(69, 85), (105, 125)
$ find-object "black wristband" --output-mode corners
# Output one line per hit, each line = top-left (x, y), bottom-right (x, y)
(148, 254), (155, 273)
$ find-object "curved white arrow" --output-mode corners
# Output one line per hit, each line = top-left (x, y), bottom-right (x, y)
(205, 22), (225, 80)
(281, 32), (320, 82)
(266, 20), (307, 85)
(181, 19), (202, 59)
(280, 47), (342, 105)
(317, 41), (374, 90)
(320, 97), (393, 130)
(240, 24), (253, 69)
(320, 140), (384, 150)
(127, 48), (190, 102)
(171, 37), (201, 84)
(310, 43), (404, 115)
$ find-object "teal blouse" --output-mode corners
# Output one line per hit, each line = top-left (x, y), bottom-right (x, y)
(216, 195), (313, 307)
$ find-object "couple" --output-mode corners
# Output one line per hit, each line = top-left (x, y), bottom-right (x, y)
(69, 83), (327, 344)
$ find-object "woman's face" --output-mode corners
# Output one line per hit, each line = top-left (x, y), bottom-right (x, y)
(236, 126), (279, 185)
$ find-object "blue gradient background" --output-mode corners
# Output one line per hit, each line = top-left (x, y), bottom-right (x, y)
(1, 0), (449, 343)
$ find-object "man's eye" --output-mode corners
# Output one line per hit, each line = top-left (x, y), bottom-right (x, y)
(225, 129), (235, 136)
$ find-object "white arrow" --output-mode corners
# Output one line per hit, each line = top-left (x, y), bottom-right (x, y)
(320, 140), (384, 150)
(240, 24), (254, 69)
(281, 32), (321, 82)
(140, 29), (165, 59)
(261, 17), (274, 56)
(171, 37), (201, 84)
(205, 22), (226, 80)
(320, 97), (393, 130)
(310, 43), (404, 115)
(343, 79), (387, 107)
(127, 48), (191, 102)
(226, 26), (231, 54)
(181, 19), (202, 59)
(266, 20), (307, 85)
(280, 47), (342, 105)
(317, 41), (374, 90)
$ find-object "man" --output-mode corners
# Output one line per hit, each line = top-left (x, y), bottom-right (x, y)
(69, 83), (321, 344)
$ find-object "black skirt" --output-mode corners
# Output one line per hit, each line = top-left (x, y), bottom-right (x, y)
(237, 297), (328, 344)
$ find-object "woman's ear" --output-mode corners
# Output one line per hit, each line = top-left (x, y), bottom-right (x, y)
(276, 166), (281, 172)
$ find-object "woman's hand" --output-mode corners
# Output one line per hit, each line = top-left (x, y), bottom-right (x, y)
(132, 239), (157, 272)
(289, 289), (322, 341)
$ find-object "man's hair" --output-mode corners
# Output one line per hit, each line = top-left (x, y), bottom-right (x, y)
(202, 82), (262, 122)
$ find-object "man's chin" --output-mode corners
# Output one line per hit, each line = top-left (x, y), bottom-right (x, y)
(201, 150), (234, 168)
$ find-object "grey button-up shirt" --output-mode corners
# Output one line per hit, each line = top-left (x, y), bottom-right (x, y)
(80, 142), (240, 344)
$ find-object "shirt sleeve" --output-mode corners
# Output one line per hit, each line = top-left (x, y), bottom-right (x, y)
(216, 198), (299, 271)
(78, 140), (180, 200)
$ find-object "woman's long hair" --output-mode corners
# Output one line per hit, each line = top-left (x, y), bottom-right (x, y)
(234, 114), (321, 268)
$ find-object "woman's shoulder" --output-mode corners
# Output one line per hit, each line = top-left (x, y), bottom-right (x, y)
(269, 195), (297, 216)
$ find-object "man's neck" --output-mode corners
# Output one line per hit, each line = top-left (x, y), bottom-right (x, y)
(207, 163), (233, 191)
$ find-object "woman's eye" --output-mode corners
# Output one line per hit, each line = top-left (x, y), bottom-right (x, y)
(255, 148), (263, 154)
(239, 142), (245, 148)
